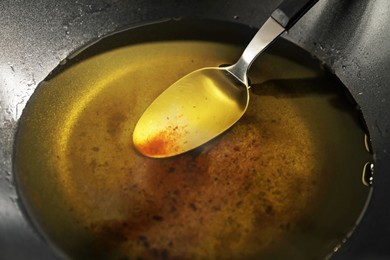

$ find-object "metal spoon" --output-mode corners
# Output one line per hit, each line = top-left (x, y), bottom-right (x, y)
(133, 0), (318, 158)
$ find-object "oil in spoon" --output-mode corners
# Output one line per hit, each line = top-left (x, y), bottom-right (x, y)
(133, 68), (248, 157)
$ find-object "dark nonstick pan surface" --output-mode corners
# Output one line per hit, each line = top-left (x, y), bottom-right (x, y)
(1, 0), (389, 259)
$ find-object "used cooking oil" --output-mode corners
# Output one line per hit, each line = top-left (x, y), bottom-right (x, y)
(14, 20), (372, 259)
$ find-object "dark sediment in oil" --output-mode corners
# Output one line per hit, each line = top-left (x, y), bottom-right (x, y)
(14, 20), (372, 259)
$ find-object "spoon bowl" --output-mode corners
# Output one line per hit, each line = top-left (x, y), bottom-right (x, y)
(133, 0), (318, 157)
(133, 67), (249, 157)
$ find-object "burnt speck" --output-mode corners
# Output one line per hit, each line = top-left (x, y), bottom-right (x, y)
(152, 215), (164, 222)
(265, 205), (274, 215)
(89, 159), (97, 173)
(212, 206), (221, 212)
(138, 235), (147, 241)
(189, 203), (197, 211)
(151, 248), (168, 260)
(280, 222), (291, 231)
(91, 146), (100, 152)
(138, 236), (150, 248)
(168, 167), (176, 173)
(107, 112), (126, 137)
(162, 249), (169, 259)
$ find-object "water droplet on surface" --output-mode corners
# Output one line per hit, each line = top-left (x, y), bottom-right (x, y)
(233, 15), (239, 20)
(9, 64), (15, 72)
(8, 195), (17, 203)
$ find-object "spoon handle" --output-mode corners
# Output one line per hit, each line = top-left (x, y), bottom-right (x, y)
(272, 0), (319, 29)
(226, 0), (318, 85)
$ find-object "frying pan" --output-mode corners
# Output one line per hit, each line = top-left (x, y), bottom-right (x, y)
(1, 0), (389, 259)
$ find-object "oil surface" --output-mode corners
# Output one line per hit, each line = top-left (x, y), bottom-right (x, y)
(14, 21), (371, 259)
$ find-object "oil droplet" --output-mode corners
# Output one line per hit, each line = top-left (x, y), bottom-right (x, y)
(364, 133), (372, 153)
(333, 243), (341, 252)
(362, 162), (374, 186)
